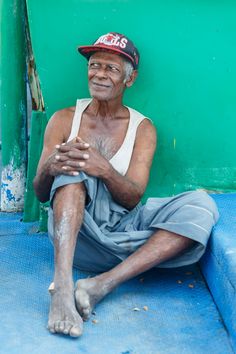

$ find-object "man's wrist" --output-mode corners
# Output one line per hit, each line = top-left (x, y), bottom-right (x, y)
(44, 152), (58, 177)
(100, 161), (115, 181)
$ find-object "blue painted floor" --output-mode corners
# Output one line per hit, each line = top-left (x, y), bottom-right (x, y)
(0, 212), (234, 354)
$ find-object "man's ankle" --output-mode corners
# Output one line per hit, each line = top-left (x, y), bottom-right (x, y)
(95, 273), (118, 293)
(52, 277), (74, 292)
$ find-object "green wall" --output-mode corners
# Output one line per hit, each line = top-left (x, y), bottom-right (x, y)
(27, 0), (236, 197)
(0, 0), (27, 211)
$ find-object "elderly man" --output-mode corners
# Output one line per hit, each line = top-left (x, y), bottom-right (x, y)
(33, 32), (219, 338)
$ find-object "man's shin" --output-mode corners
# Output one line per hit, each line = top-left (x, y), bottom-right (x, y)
(52, 183), (86, 284)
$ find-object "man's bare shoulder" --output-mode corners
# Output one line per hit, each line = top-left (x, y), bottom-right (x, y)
(136, 118), (157, 145)
(50, 106), (76, 123)
(45, 106), (76, 143)
(139, 118), (156, 131)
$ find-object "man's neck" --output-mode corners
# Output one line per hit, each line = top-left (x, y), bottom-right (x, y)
(88, 97), (125, 120)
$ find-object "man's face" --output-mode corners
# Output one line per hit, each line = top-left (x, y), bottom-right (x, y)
(88, 51), (127, 101)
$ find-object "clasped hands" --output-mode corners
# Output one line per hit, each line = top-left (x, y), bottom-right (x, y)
(49, 137), (110, 178)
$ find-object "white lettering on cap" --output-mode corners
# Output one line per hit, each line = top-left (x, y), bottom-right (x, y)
(94, 33), (127, 49)
(120, 38), (128, 49)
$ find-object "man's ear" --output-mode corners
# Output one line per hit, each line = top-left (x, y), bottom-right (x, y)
(125, 70), (138, 88)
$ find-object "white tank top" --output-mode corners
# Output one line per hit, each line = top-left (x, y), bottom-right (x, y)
(67, 98), (147, 176)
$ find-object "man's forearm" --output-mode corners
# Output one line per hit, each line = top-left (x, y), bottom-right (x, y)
(33, 163), (54, 203)
(101, 165), (143, 210)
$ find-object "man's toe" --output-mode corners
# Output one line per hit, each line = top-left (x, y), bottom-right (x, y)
(63, 321), (72, 335)
(54, 320), (62, 333)
(59, 321), (65, 333)
(47, 322), (55, 333)
(82, 308), (91, 320)
(70, 324), (83, 337)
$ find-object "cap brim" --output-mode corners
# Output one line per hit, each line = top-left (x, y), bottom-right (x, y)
(78, 45), (136, 68)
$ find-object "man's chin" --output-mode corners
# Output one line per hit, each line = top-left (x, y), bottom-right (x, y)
(90, 92), (111, 101)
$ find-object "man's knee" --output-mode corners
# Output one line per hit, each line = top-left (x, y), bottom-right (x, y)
(53, 182), (86, 208)
(187, 190), (219, 223)
(57, 181), (85, 194)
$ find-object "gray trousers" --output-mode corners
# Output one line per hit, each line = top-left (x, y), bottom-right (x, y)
(48, 172), (219, 273)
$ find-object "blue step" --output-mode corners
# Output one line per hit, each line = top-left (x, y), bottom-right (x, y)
(200, 193), (236, 349)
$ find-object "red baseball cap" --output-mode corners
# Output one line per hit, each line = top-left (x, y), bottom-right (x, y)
(78, 32), (140, 69)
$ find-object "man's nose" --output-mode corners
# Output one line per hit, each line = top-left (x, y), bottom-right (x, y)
(95, 66), (108, 79)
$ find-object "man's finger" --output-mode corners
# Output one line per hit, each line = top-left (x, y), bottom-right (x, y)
(76, 136), (90, 146)
(55, 154), (69, 162)
(58, 142), (89, 152)
(61, 166), (80, 176)
(63, 160), (86, 168)
(67, 151), (89, 159)
(55, 152), (89, 162)
(76, 136), (85, 143)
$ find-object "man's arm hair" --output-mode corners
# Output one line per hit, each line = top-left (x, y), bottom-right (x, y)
(33, 109), (73, 203)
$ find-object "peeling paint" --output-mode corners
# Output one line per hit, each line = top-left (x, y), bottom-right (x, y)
(0, 160), (25, 211)
(183, 167), (236, 192)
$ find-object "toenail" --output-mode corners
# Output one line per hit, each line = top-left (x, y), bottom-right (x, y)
(70, 329), (82, 337)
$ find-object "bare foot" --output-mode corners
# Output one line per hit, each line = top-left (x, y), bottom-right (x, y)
(48, 284), (83, 337)
(75, 277), (112, 320)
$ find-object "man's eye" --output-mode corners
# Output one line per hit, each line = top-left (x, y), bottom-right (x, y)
(89, 63), (100, 69)
(109, 65), (120, 72)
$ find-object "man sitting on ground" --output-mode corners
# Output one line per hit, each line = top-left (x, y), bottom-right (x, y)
(33, 32), (219, 337)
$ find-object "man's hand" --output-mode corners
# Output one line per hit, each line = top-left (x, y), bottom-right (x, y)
(44, 138), (90, 177)
(55, 137), (111, 178)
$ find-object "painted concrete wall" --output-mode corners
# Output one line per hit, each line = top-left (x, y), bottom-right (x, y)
(0, 0), (27, 211)
(27, 0), (236, 197)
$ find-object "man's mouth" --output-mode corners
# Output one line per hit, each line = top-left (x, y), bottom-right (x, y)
(91, 82), (111, 88)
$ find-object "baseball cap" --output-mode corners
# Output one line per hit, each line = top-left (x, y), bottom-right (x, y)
(78, 32), (140, 69)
